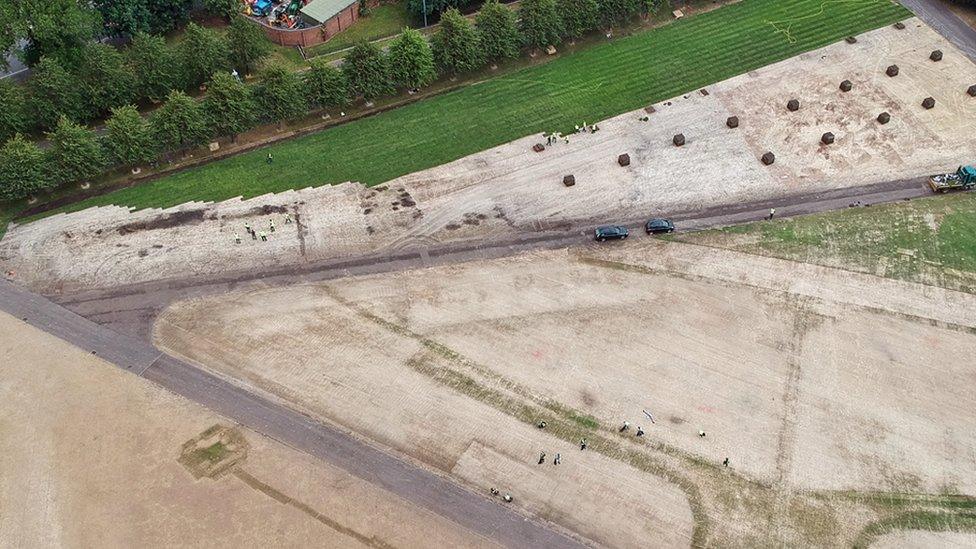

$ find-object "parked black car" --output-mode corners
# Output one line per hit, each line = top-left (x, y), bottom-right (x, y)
(594, 225), (629, 241)
(645, 218), (675, 234)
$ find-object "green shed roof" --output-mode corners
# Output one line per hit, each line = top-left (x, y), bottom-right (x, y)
(301, 0), (356, 24)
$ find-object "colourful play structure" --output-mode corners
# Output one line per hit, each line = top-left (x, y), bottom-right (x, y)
(243, 0), (371, 46)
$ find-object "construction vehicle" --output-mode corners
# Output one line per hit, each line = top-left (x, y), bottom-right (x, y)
(928, 165), (976, 193)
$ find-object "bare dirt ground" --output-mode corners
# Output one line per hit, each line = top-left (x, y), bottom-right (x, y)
(0, 312), (495, 549)
(154, 239), (976, 546)
(3, 18), (975, 294)
(873, 529), (976, 548)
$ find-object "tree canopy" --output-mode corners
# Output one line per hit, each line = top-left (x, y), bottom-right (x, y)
(151, 90), (208, 156)
(475, 1), (521, 62)
(387, 28), (437, 90)
(104, 105), (156, 166)
(432, 8), (484, 75)
(304, 58), (350, 109)
(0, 81), (30, 143)
(559, 0), (600, 39)
(29, 56), (86, 130)
(78, 43), (137, 119)
(518, 0), (564, 50)
(255, 66), (308, 126)
(227, 16), (271, 76)
(205, 71), (258, 140)
(342, 41), (394, 101)
(127, 33), (177, 103)
(179, 23), (230, 90)
(0, 135), (52, 201)
(46, 116), (107, 186)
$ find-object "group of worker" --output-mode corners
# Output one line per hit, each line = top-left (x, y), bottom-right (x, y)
(234, 214), (292, 244)
(489, 417), (732, 503)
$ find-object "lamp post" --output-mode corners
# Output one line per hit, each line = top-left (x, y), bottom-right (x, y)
(422, 0), (428, 27)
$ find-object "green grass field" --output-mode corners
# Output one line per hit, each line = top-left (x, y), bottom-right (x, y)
(37, 0), (909, 215)
(306, 2), (414, 57)
(675, 192), (976, 293)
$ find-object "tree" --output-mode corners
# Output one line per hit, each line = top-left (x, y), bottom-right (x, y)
(96, 0), (193, 37)
(29, 57), (86, 130)
(78, 43), (138, 119)
(599, 0), (643, 28)
(304, 58), (350, 109)
(104, 105), (156, 166)
(432, 8), (484, 75)
(146, 0), (194, 34)
(387, 28), (437, 90)
(127, 33), (177, 103)
(406, 0), (473, 23)
(204, 72), (257, 141)
(518, 0), (564, 50)
(0, 80), (30, 143)
(95, 0), (152, 38)
(342, 41), (394, 101)
(151, 90), (208, 157)
(475, 1), (520, 63)
(255, 66), (307, 128)
(559, 0), (600, 40)
(0, 135), (52, 201)
(205, 0), (242, 19)
(227, 16), (271, 76)
(178, 23), (230, 90)
(0, 3), (16, 70)
(47, 116), (107, 186)
(16, 0), (101, 66)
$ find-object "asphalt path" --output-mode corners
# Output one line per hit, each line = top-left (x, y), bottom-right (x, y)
(898, 0), (976, 62)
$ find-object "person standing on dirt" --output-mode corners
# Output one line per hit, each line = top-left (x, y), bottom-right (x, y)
(538, 452), (546, 464)
(259, 230), (268, 242)
(234, 233), (241, 244)
(554, 453), (561, 465)
(269, 219), (276, 233)
(579, 438), (587, 450)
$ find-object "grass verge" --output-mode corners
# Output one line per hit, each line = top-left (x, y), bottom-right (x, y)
(306, 2), (415, 57)
(16, 0), (909, 219)
(672, 192), (976, 293)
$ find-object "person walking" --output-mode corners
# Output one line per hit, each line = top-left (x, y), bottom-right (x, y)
(490, 488), (500, 496)
(554, 453), (561, 465)
(636, 426), (644, 437)
(698, 430), (706, 438)
(267, 152), (274, 164)
(234, 233), (241, 244)
(580, 438), (587, 451)
(538, 452), (546, 465)
(620, 421), (630, 432)
(503, 494), (513, 502)
(723, 457), (729, 467)
(259, 230), (268, 242)
(244, 222), (252, 235)
(768, 208), (776, 220)
(284, 213), (292, 224)
(269, 219), (276, 233)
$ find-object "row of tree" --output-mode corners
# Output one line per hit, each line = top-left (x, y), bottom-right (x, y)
(0, 19), (270, 142)
(1, 0), (660, 201)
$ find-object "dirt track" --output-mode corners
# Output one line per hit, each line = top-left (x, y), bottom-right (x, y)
(154, 239), (976, 546)
(3, 18), (974, 294)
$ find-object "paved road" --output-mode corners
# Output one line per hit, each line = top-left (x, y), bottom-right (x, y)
(899, 0), (976, 62)
(0, 278), (587, 548)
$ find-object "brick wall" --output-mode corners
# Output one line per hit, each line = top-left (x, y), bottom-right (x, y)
(256, 2), (363, 48)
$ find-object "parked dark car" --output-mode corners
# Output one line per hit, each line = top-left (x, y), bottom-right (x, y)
(594, 225), (629, 241)
(645, 218), (675, 234)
